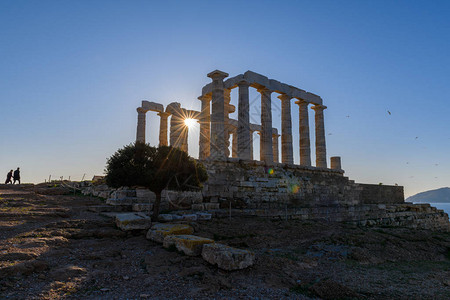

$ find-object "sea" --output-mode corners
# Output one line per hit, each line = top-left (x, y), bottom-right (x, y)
(415, 203), (450, 220)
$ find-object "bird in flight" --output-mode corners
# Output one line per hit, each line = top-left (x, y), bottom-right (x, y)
(415, 137), (418, 140)
(346, 115), (350, 118)
(387, 110), (391, 115)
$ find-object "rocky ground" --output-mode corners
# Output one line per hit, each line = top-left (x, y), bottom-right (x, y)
(0, 184), (449, 299)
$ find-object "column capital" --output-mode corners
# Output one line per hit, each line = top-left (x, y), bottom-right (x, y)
(157, 111), (170, 118)
(237, 80), (250, 87)
(198, 94), (212, 102)
(312, 104), (327, 111)
(207, 70), (229, 80)
(272, 133), (281, 138)
(294, 98), (309, 105)
(257, 87), (272, 95)
(278, 94), (292, 101)
(137, 107), (147, 114)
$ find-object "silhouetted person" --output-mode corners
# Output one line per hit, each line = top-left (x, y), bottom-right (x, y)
(5, 170), (13, 184)
(13, 168), (20, 184)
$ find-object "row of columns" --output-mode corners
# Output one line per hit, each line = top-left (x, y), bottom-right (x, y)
(136, 70), (329, 169)
(202, 70), (328, 168)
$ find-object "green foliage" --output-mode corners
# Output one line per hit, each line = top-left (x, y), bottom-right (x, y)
(105, 143), (208, 217)
(105, 143), (208, 193)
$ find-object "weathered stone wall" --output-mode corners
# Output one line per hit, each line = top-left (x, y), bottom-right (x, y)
(211, 203), (450, 232)
(358, 184), (404, 204)
(201, 159), (403, 208)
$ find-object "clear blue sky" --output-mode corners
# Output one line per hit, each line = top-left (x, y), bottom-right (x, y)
(1, 0), (449, 197)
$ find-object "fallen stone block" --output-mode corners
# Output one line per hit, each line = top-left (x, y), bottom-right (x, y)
(196, 212), (212, 220)
(204, 203), (220, 210)
(158, 214), (174, 222)
(202, 243), (255, 270)
(182, 214), (198, 221)
(132, 203), (152, 212)
(115, 213), (151, 231)
(146, 223), (194, 243)
(191, 204), (204, 211)
(163, 235), (214, 256)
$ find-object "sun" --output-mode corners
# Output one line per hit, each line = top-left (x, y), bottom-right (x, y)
(184, 118), (197, 128)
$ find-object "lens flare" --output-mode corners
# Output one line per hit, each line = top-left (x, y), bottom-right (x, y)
(184, 118), (196, 128)
(290, 184), (300, 194)
(267, 168), (274, 175)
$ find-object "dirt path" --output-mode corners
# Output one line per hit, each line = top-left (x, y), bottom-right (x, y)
(1, 185), (449, 299)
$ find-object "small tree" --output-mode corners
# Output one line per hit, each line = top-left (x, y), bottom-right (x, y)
(105, 142), (208, 218)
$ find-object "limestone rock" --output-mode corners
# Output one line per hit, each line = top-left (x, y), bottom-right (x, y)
(158, 214), (174, 222)
(146, 223), (194, 243)
(202, 243), (255, 270)
(132, 203), (152, 212)
(163, 235), (214, 256)
(182, 214), (198, 221)
(115, 213), (151, 231)
(196, 212), (212, 220)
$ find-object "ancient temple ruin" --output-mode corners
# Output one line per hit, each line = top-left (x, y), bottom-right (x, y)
(128, 70), (450, 230)
(136, 70), (338, 168)
(134, 70), (399, 206)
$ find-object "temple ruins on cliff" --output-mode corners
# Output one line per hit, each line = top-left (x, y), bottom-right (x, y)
(129, 70), (450, 230)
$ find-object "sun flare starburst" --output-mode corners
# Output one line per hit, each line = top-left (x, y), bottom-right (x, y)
(184, 118), (196, 128)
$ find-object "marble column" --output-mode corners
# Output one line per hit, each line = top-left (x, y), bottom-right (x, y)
(312, 105), (327, 168)
(278, 94), (293, 164)
(198, 94), (211, 160)
(158, 112), (170, 146)
(232, 129), (238, 158)
(258, 88), (273, 163)
(208, 70), (229, 160)
(330, 156), (341, 170)
(257, 131), (263, 161)
(237, 80), (251, 160)
(249, 130), (254, 160)
(296, 100), (311, 166)
(136, 107), (146, 143)
(169, 113), (188, 152)
(272, 133), (280, 163)
(224, 88), (232, 157)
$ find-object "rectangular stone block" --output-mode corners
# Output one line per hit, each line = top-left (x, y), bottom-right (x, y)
(204, 203), (220, 210)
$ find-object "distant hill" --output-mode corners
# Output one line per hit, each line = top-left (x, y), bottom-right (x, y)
(406, 187), (450, 203)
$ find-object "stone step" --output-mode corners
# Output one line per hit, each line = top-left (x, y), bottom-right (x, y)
(146, 223), (194, 243)
(163, 235), (214, 256)
(115, 212), (151, 231)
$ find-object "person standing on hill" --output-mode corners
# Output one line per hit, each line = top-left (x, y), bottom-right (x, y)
(13, 168), (20, 184)
(5, 170), (13, 184)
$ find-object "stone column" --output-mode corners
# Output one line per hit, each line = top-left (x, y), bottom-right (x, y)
(198, 94), (211, 160)
(258, 88), (273, 163)
(278, 94), (293, 164)
(312, 105), (327, 168)
(272, 133), (280, 163)
(136, 107), (146, 143)
(296, 100), (311, 166)
(169, 113), (188, 152)
(232, 129), (238, 158)
(330, 156), (341, 170)
(224, 88), (231, 157)
(257, 131), (263, 161)
(208, 70), (229, 160)
(237, 80), (251, 160)
(249, 130), (254, 160)
(158, 112), (170, 146)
